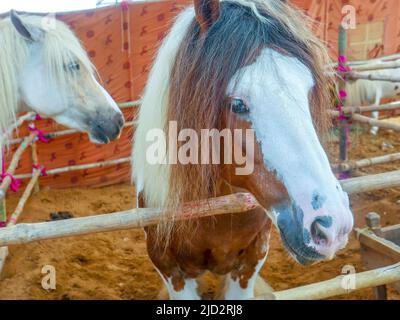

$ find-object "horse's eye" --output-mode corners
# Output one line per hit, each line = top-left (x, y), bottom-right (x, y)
(66, 62), (80, 71)
(230, 98), (249, 114)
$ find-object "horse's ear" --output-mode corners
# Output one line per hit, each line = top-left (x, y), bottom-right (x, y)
(10, 10), (43, 42)
(194, 0), (220, 34)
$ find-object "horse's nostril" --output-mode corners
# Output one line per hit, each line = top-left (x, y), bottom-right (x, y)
(310, 220), (328, 246)
(114, 113), (124, 128)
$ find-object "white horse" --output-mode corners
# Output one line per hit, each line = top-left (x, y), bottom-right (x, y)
(0, 10), (124, 150)
(345, 62), (400, 134)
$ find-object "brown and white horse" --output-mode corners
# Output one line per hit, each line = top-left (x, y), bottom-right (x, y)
(133, 0), (353, 299)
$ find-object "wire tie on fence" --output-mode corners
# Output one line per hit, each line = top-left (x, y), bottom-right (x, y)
(336, 88), (352, 122)
(32, 164), (47, 177)
(339, 89), (347, 99)
(1, 172), (21, 192)
(28, 124), (51, 143)
(337, 55), (352, 73)
(336, 104), (351, 122)
(338, 171), (351, 180)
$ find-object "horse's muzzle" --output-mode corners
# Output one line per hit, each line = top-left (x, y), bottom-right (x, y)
(88, 112), (125, 144)
(274, 200), (352, 265)
(274, 201), (325, 265)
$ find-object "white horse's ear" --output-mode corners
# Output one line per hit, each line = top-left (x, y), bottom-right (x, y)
(10, 10), (43, 42)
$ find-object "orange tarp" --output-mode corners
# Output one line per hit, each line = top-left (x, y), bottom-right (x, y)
(4, 0), (400, 189)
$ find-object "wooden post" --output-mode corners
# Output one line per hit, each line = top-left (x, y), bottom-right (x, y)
(0, 246), (8, 275)
(338, 26), (349, 168)
(0, 170), (41, 274)
(372, 285), (388, 300)
(365, 212), (382, 236)
(0, 134), (37, 200)
(0, 133), (37, 266)
(365, 212), (387, 300)
(0, 200), (6, 227)
(30, 142), (40, 193)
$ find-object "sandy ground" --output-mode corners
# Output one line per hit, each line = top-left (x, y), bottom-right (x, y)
(0, 127), (399, 300)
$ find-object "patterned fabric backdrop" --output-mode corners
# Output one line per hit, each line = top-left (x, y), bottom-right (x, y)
(3, 0), (400, 189)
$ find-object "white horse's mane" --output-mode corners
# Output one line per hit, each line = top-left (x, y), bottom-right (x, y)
(132, 0), (323, 209)
(132, 7), (194, 208)
(0, 14), (94, 143)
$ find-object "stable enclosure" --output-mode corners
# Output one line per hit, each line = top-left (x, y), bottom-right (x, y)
(0, 0), (400, 300)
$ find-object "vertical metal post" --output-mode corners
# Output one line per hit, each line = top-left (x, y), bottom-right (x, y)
(338, 26), (349, 164)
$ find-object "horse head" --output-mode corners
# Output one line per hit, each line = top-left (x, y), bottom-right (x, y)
(6, 10), (124, 144)
(194, 0), (354, 265)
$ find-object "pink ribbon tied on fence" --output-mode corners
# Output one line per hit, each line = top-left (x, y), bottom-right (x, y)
(338, 55), (347, 64)
(0, 146), (21, 195)
(337, 55), (352, 73)
(338, 171), (351, 180)
(34, 113), (42, 121)
(339, 90), (347, 99)
(1, 172), (21, 192)
(28, 124), (51, 143)
(336, 104), (351, 121)
(33, 164), (47, 176)
(337, 114), (351, 121)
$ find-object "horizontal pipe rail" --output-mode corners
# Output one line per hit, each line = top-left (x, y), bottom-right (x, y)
(336, 153), (400, 171)
(347, 72), (400, 83)
(14, 157), (131, 180)
(340, 170), (400, 194)
(0, 193), (258, 246)
(255, 262), (400, 300)
(8, 121), (135, 146)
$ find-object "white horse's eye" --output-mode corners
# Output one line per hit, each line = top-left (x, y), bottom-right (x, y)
(230, 98), (249, 114)
(65, 62), (80, 72)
